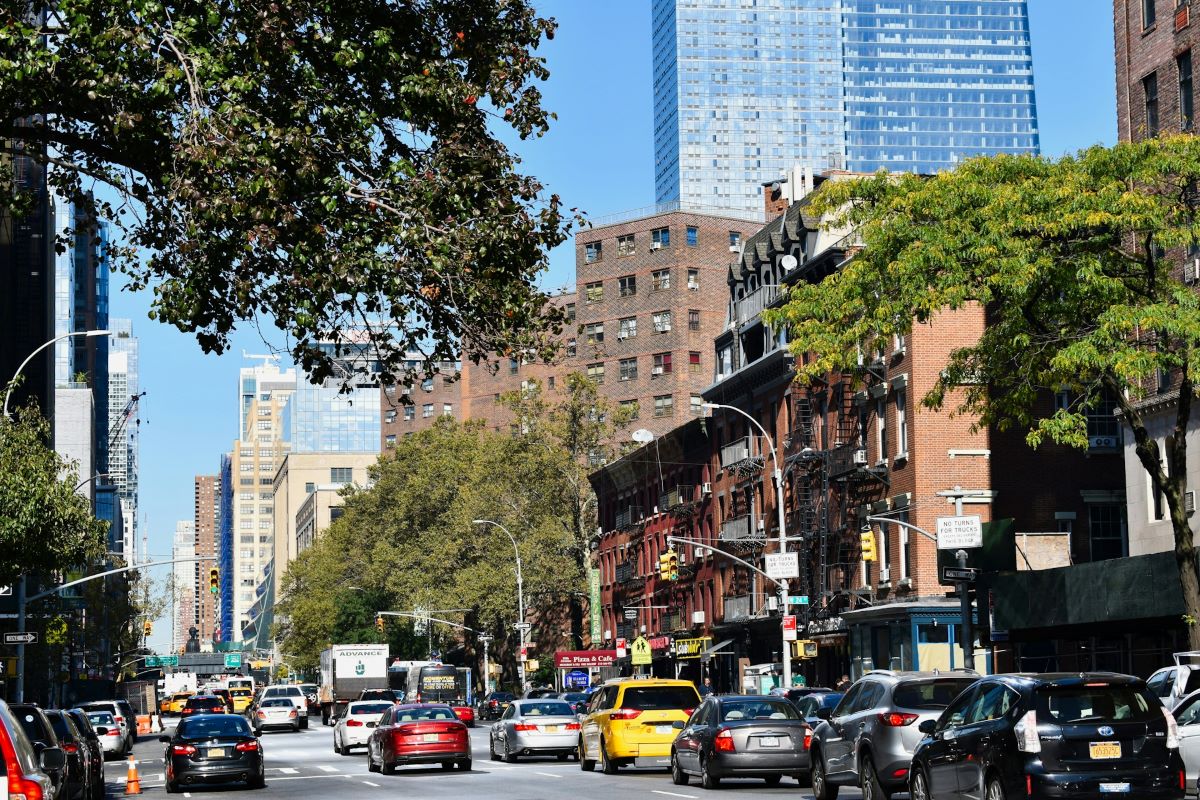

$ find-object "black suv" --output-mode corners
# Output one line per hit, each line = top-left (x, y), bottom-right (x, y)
(909, 672), (1185, 800)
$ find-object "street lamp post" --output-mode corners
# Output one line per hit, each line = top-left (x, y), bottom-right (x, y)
(473, 519), (527, 692)
(2, 329), (111, 419)
(702, 402), (793, 690)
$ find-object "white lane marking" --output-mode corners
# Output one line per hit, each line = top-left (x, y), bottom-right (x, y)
(154, 773), (165, 781)
(269, 774), (355, 782)
(182, 794), (191, 798)
(276, 767), (299, 774)
(361, 781), (380, 787)
(535, 771), (563, 778)
(317, 765), (339, 772)
(652, 792), (698, 799)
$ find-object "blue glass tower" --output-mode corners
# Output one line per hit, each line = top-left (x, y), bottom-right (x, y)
(652, 0), (1040, 213)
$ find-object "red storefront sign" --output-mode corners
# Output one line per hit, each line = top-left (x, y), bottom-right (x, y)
(554, 650), (618, 669)
(648, 636), (671, 651)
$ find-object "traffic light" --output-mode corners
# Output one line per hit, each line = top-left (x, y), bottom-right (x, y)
(208, 567), (220, 594)
(658, 553), (671, 580)
(666, 550), (679, 581)
(375, 615), (384, 634)
(860, 528), (877, 562)
(790, 639), (818, 659)
(143, 620), (152, 637)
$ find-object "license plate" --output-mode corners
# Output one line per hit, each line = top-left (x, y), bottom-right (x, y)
(759, 736), (780, 747)
(655, 725), (673, 735)
(423, 733), (439, 742)
(1089, 741), (1122, 759)
(544, 725), (560, 732)
(207, 748), (226, 758)
(1099, 783), (1131, 793)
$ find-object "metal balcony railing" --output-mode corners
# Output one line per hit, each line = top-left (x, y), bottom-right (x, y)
(720, 436), (753, 468)
(659, 485), (696, 510)
(662, 613), (683, 632)
(733, 284), (779, 325)
(615, 506), (643, 529)
(724, 595), (752, 621)
(719, 514), (753, 541)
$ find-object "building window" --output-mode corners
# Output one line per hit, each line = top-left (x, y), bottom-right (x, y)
(619, 358), (638, 381)
(384, 434), (397, 448)
(651, 269), (671, 291)
(620, 399), (639, 420)
(442, 403), (453, 416)
(1182, 50), (1194, 131)
(565, 302), (576, 323)
(547, 375), (555, 389)
(897, 508), (912, 580)
(652, 352), (673, 375)
(404, 406), (415, 421)
(876, 397), (887, 461)
(257, 421), (270, 430)
(618, 234), (635, 256)
(686, 226), (698, 246)
(1143, 0), (1156, 27)
(585, 281), (604, 303)
(585, 322), (604, 344)
(1145, 71), (1160, 136)
(585, 241), (602, 263)
(331, 467), (353, 484)
(688, 309), (701, 330)
(385, 409), (397, 424)
(618, 316), (637, 339)
(566, 338), (577, 357)
(1088, 504), (1127, 561)
(729, 231), (742, 247)
(1087, 392), (1121, 447)
(690, 395), (703, 415)
(587, 362), (605, 384)
(653, 394), (674, 417)
(689, 351), (701, 373)
(651, 227), (670, 248)
(509, 357), (519, 374)
(421, 377), (434, 391)
(423, 403), (433, 418)
(688, 269), (699, 290)
(652, 310), (672, 333)
(895, 389), (908, 457)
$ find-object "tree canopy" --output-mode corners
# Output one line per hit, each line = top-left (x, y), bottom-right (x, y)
(765, 135), (1200, 644)
(0, 0), (571, 383)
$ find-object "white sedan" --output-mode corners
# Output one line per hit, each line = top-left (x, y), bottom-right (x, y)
(333, 701), (393, 755)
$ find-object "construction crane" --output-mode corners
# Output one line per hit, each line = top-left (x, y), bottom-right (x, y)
(108, 391), (146, 453)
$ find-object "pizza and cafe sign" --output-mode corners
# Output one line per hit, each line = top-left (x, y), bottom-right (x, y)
(556, 635), (712, 667)
(554, 650), (617, 669)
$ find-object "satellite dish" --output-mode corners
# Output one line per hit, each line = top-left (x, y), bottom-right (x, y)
(780, 254), (798, 270)
(631, 429), (655, 444)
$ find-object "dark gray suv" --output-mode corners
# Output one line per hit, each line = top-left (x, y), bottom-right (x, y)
(809, 669), (977, 800)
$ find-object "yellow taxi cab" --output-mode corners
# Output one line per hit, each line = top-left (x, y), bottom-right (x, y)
(158, 696), (173, 715)
(168, 692), (194, 715)
(578, 678), (700, 774)
(229, 687), (253, 713)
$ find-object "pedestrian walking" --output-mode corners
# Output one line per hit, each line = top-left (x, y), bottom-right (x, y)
(835, 674), (851, 691)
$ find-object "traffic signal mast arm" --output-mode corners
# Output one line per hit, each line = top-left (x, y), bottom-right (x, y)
(665, 536), (785, 588)
(375, 611), (487, 636)
(24, 556), (215, 604)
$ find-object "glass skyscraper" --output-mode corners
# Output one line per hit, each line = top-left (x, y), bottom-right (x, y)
(653, 0), (1040, 213)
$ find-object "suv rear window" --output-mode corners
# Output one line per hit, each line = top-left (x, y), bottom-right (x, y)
(893, 679), (976, 710)
(619, 686), (700, 711)
(1185, 671), (1200, 695)
(1037, 685), (1157, 723)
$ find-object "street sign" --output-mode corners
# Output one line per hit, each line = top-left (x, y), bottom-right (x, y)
(623, 609), (637, 620)
(781, 615), (797, 642)
(936, 515), (983, 550)
(0, 586), (11, 596)
(764, 552), (800, 580)
(941, 566), (980, 583)
(630, 635), (652, 666)
(223, 653), (242, 669)
(616, 638), (627, 659)
(514, 622), (532, 632)
(3, 632), (36, 645)
(159, 655), (179, 667)
(788, 595), (810, 605)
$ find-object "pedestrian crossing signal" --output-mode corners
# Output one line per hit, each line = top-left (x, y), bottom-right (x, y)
(208, 567), (220, 594)
(789, 639), (818, 659)
(860, 528), (877, 562)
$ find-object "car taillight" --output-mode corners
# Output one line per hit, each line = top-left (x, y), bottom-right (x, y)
(346, 719), (363, 727)
(8, 775), (44, 800)
(256, 711), (266, 719)
(609, 708), (642, 720)
(682, 708), (695, 717)
(513, 723), (538, 732)
(803, 730), (812, 750)
(171, 744), (197, 756)
(114, 717), (123, 724)
(235, 741), (260, 752)
(288, 710), (298, 718)
(62, 743), (79, 755)
(1164, 706), (1180, 749)
(106, 729), (120, 736)
(1181, 770), (1187, 791)
(714, 728), (735, 753)
(488, 700), (497, 707)
(878, 712), (919, 727)
(1014, 709), (1041, 753)
(565, 722), (581, 731)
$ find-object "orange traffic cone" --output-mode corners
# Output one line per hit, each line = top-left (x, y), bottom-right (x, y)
(124, 756), (141, 795)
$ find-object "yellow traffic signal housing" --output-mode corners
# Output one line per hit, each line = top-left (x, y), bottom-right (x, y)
(789, 639), (818, 659)
(860, 528), (877, 562)
(666, 550), (679, 581)
(208, 567), (220, 594)
(375, 615), (385, 634)
(658, 553), (671, 580)
(143, 620), (152, 636)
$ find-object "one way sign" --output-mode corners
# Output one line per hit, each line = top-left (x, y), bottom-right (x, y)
(4, 633), (37, 645)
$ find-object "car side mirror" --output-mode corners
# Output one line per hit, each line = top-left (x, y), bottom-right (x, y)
(39, 747), (66, 772)
(919, 719), (937, 735)
(815, 707), (833, 721)
(671, 720), (685, 730)
(159, 736), (172, 743)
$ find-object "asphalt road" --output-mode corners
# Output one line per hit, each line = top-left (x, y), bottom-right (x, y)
(104, 717), (868, 800)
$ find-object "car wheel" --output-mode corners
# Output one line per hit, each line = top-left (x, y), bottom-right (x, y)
(985, 776), (1007, 800)
(488, 736), (499, 761)
(860, 755), (890, 800)
(367, 745), (381, 774)
(578, 738), (595, 772)
(503, 736), (518, 764)
(248, 766), (266, 790)
(812, 752), (839, 800)
(165, 779), (179, 794)
(910, 768), (932, 800)
(458, 758), (471, 772)
(671, 752), (689, 786)
(599, 737), (618, 775)
(700, 754), (720, 790)
(254, 726), (262, 737)
(764, 774), (782, 786)
(380, 756), (395, 776)
(300, 717), (309, 730)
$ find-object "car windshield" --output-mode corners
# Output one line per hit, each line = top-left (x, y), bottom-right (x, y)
(620, 686), (700, 711)
(178, 717), (251, 739)
(1185, 672), (1200, 695)
(720, 700), (799, 721)
(561, 694), (587, 703)
(46, 714), (73, 741)
(394, 707), (456, 721)
(265, 687), (301, 697)
(893, 679), (977, 710)
(519, 702), (574, 717)
(1038, 685), (1157, 723)
(300, 685), (318, 693)
(87, 713), (115, 727)
(12, 710), (48, 744)
(261, 699), (293, 708)
(490, 693), (515, 702)
(231, 689), (251, 697)
(350, 703), (392, 716)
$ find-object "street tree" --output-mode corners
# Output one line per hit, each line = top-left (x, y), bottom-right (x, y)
(0, 404), (107, 586)
(0, 0), (572, 384)
(766, 135), (1200, 646)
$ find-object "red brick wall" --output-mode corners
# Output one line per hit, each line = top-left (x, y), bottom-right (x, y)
(1115, 0), (1199, 141)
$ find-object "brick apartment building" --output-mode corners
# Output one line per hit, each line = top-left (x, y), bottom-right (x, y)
(589, 170), (1127, 690)
(379, 356), (463, 448)
(194, 474), (220, 645)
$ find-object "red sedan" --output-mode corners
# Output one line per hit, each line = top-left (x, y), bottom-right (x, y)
(367, 704), (471, 774)
(450, 703), (475, 728)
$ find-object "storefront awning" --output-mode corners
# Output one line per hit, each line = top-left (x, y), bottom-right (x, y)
(700, 639), (735, 659)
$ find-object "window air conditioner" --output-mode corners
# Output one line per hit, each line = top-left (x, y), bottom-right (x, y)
(652, 366), (664, 375)
(650, 242), (662, 251)
(692, 611), (706, 625)
(701, 482), (712, 496)
(1188, 490), (1196, 517)
(852, 449), (868, 465)
(1187, 258), (1200, 284)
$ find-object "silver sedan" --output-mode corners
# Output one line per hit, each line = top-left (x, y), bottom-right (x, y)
(488, 699), (580, 763)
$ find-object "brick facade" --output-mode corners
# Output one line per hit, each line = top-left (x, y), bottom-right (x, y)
(380, 363), (463, 449)
(194, 474), (219, 643)
(1115, 0), (1198, 141)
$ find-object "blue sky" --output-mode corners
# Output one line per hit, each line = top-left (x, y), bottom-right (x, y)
(131, 0), (1117, 644)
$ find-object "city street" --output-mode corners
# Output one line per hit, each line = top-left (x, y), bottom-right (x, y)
(103, 718), (866, 800)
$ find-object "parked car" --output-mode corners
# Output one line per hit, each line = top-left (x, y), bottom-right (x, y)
(333, 701), (391, 755)
(44, 710), (100, 800)
(182, 695), (227, 717)
(0, 698), (63, 800)
(83, 711), (124, 759)
(489, 699), (580, 762)
(809, 669), (978, 800)
(793, 692), (843, 726)
(670, 694), (812, 789)
(260, 685), (309, 729)
(1172, 688), (1200, 792)
(76, 701), (135, 754)
(251, 698), (300, 735)
(63, 709), (104, 800)
(11, 704), (70, 800)
(909, 672), (1184, 800)
(161, 713), (264, 792)
(478, 692), (515, 721)
(578, 678), (701, 774)
(1149, 655), (1200, 710)
(366, 703), (471, 773)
